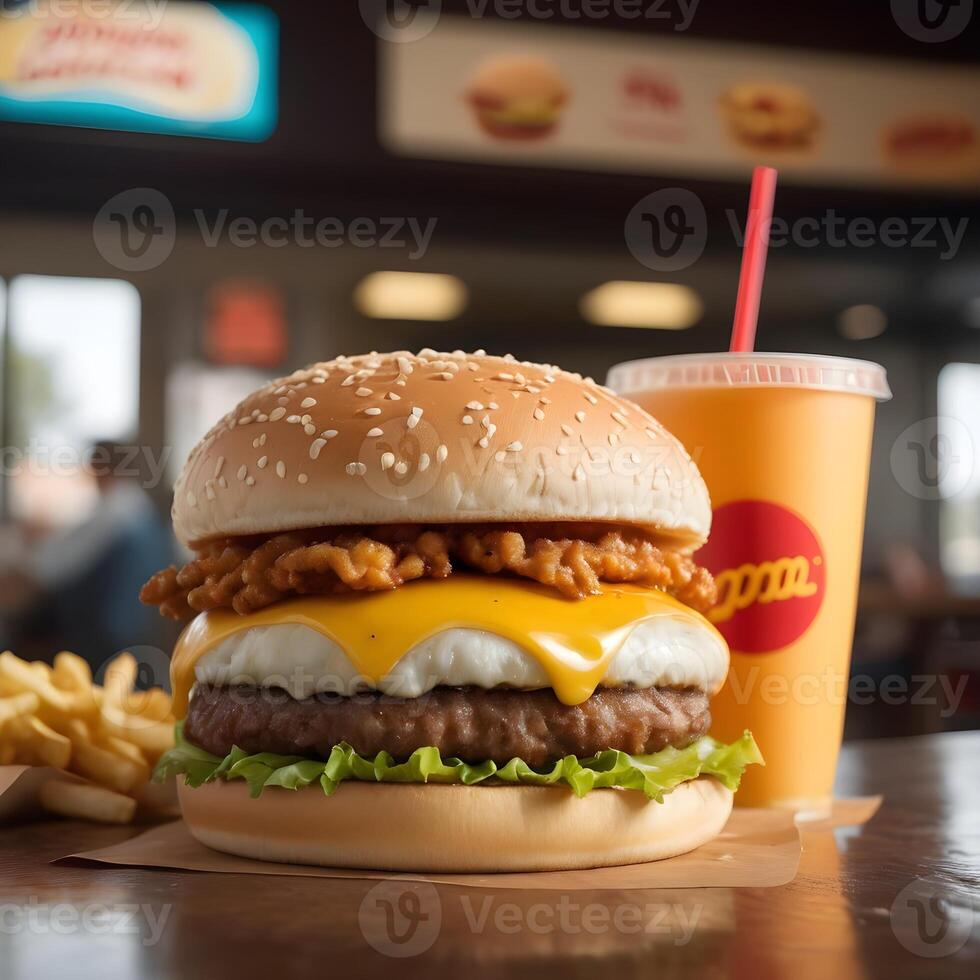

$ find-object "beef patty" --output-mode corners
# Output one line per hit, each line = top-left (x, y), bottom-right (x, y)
(184, 684), (711, 766)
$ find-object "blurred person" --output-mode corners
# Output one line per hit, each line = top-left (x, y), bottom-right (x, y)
(1, 441), (175, 668)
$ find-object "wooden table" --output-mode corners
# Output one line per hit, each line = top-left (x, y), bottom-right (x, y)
(1, 732), (977, 978)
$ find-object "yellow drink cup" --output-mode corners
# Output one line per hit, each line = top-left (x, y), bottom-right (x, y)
(608, 353), (891, 818)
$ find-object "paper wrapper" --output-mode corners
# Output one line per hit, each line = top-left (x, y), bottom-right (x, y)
(0, 764), (179, 824)
(61, 804), (802, 890)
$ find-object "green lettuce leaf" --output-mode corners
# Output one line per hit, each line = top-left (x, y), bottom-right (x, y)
(155, 723), (762, 801)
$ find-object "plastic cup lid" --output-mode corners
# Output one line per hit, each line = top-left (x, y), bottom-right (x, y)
(607, 352), (892, 401)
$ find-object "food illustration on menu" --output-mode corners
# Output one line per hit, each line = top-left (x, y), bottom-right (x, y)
(465, 54), (570, 140)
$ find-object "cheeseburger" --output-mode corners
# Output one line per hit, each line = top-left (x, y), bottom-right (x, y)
(148, 349), (760, 872)
(465, 55), (569, 140)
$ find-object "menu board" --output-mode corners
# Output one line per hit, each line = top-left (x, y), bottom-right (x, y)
(380, 16), (980, 190)
(0, 1), (277, 140)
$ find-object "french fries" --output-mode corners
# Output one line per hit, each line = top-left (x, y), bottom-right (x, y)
(0, 650), (175, 824)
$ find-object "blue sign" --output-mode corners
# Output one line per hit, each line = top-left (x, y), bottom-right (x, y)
(0, 2), (278, 141)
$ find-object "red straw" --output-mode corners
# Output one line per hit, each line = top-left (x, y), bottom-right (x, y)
(730, 166), (778, 353)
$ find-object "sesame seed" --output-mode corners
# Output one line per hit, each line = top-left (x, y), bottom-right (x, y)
(237, 465), (247, 481)
(514, 373), (526, 384)
(466, 401), (483, 411)
(497, 372), (514, 381)
(238, 418), (252, 426)
(214, 457), (225, 477)
(406, 415), (420, 430)
(575, 411), (586, 423)
(488, 402), (499, 410)
(395, 379), (407, 387)
(585, 393), (598, 405)
(218, 477), (228, 489)
(257, 414), (268, 423)
(573, 464), (586, 481)
(259, 434), (267, 446)
(310, 439), (327, 460)
(301, 414), (312, 425)
(363, 407), (382, 416)
(322, 430), (338, 439)
(341, 376), (355, 387)
(312, 377), (325, 384)
(345, 462), (367, 476)
(304, 424), (316, 436)
(612, 411), (628, 426)
(301, 397), (317, 409)
(533, 408), (545, 421)
(394, 461), (408, 475)
(367, 427), (383, 438)
(355, 387), (372, 397)
(478, 437), (489, 448)
(434, 372), (453, 381)
(257, 456), (268, 469)
(556, 446), (567, 456)
(495, 451), (506, 462)
(276, 461), (286, 478)
(608, 433), (620, 446)
(298, 474), (309, 485)
(411, 406), (423, 417)
(386, 392), (401, 400)
(436, 444), (448, 463)
(381, 452), (395, 471)
(645, 428), (658, 440)
(419, 453), (430, 472)
(462, 415), (474, 425)
(205, 483), (215, 501)
(245, 476), (255, 487)
(539, 397), (551, 405)
(287, 415), (301, 424)
(506, 441), (523, 452)
(561, 423), (574, 437)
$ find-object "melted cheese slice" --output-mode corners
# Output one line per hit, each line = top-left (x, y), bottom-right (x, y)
(170, 576), (726, 717)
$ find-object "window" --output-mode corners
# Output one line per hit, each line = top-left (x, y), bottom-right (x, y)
(938, 362), (980, 591)
(3, 275), (141, 527)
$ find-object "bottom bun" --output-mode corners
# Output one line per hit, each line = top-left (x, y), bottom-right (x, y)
(178, 776), (733, 872)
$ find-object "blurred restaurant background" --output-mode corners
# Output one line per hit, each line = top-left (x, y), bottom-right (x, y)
(0, 0), (977, 738)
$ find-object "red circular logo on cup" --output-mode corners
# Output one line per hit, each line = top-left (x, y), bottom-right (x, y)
(697, 500), (826, 654)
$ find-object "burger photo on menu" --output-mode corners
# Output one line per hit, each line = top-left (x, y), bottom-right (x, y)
(719, 80), (821, 155)
(146, 350), (761, 872)
(464, 55), (569, 141)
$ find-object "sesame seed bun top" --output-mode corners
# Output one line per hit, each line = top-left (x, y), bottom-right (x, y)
(172, 350), (712, 549)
